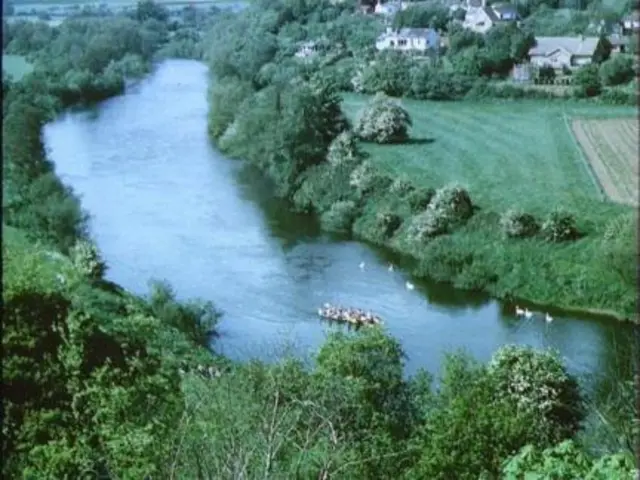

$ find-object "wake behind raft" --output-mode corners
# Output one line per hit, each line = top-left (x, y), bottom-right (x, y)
(317, 303), (383, 327)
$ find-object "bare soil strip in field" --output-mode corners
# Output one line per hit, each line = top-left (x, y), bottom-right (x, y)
(571, 118), (638, 206)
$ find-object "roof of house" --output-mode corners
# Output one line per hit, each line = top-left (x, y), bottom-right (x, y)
(529, 36), (600, 57)
(377, 27), (439, 40)
(608, 33), (631, 46)
(491, 3), (518, 16)
(482, 6), (499, 22)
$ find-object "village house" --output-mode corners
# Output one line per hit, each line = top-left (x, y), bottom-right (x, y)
(375, 27), (441, 53)
(620, 11), (640, 35)
(528, 36), (603, 70)
(295, 41), (320, 59)
(462, 0), (519, 34)
(374, 0), (403, 16)
(608, 33), (630, 54)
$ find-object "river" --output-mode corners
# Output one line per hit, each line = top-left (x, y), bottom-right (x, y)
(43, 59), (633, 391)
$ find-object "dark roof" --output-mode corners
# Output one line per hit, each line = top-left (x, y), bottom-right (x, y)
(483, 6), (499, 22)
(491, 3), (518, 16)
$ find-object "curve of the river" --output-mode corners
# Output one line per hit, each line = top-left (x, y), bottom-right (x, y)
(44, 60), (633, 390)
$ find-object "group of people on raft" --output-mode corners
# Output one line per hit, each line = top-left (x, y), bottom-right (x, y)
(317, 303), (382, 326)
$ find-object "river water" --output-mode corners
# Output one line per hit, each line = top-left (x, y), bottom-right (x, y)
(44, 59), (633, 389)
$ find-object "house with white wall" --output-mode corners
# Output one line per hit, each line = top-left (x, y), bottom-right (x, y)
(375, 27), (441, 53)
(528, 36), (602, 70)
(462, 0), (519, 34)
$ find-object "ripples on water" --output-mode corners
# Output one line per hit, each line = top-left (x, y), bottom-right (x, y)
(43, 60), (634, 392)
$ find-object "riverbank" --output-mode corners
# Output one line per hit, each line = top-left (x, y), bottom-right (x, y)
(207, 80), (637, 324)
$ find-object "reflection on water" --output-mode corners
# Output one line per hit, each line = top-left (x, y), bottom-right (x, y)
(43, 60), (634, 389)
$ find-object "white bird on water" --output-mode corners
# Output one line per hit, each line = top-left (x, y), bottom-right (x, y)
(405, 281), (415, 290)
(359, 261), (365, 270)
(515, 305), (525, 316)
(524, 308), (533, 319)
(388, 264), (394, 272)
(545, 312), (553, 323)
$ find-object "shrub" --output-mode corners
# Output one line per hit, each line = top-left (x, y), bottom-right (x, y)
(502, 440), (637, 479)
(70, 240), (106, 280)
(319, 200), (359, 233)
(538, 65), (556, 82)
(599, 55), (634, 86)
(410, 184), (473, 240)
(500, 209), (540, 239)
(326, 130), (362, 167)
(353, 92), (412, 144)
(488, 345), (585, 443)
(541, 209), (579, 242)
(572, 64), (602, 97)
(409, 353), (541, 479)
(407, 187), (435, 213)
(348, 161), (392, 196)
(389, 176), (416, 196)
(373, 211), (403, 241)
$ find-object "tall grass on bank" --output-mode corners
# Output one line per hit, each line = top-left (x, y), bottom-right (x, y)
(208, 82), (638, 321)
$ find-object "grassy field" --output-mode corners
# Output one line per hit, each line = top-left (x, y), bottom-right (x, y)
(341, 94), (636, 216)
(2, 54), (34, 80)
(571, 118), (639, 206)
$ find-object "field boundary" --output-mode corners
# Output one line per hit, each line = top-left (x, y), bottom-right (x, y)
(562, 112), (606, 202)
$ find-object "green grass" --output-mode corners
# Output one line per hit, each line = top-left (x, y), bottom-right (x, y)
(341, 94), (636, 216)
(2, 54), (34, 81)
(338, 94), (637, 320)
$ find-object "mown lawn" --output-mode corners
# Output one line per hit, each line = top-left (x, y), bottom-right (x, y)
(341, 94), (636, 216)
(2, 54), (34, 81)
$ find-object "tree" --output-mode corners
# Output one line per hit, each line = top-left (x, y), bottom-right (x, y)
(361, 50), (413, 97)
(354, 92), (412, 144)
(488, 345), (585, 443)
(538, 64), (556, 82)
(573, 64), (602, 97)
(599, 54), (635, 86)
(134, 0), (168, 23)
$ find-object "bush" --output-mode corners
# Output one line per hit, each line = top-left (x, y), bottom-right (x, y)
(409, 184), (473, 240)
(541, 209), (579, 242)
(500, 209), (540, 239)
(407, 187), (436, 213)
(538, 65), (556, 82)
(409, 353), (546, 479)
(70, 240), (106, 280)
(488, 345), (585, 443)
(353, 92), (412, 144)
(389, 176), (416, 197)
(319, 200), (359, 233)
(502, 440), (637, 479)
(326, 130), (362, 167)
(348, 161), (392, 196)
(373, 211), (403, 241)
(599, 55), (634, 87)
(573, 64), (601, 97)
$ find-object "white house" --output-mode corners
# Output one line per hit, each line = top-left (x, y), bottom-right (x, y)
(376, 27), (441, 53)
(621, 11), (640, 34)
(295, 41), (319, 59)
(462, 0), (519, 34)
(374, 0), (403, 16)
(528, 36), (602, 70)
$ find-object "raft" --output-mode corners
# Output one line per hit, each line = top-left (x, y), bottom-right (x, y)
(317, 303), (382, 326)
